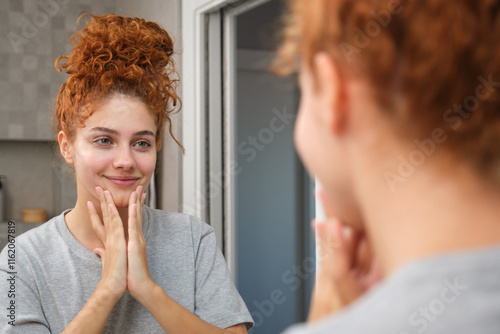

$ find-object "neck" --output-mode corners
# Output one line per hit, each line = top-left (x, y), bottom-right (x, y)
(354, 155), (500, 277)
(65, 196), (129, 251)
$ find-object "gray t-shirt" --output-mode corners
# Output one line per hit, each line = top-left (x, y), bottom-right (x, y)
(284, 245), (500, 334)
(0, 207), (253, 333)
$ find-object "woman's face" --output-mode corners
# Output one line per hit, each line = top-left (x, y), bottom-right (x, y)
(67, 94), (157, 208)
(295, 60), (362, 228)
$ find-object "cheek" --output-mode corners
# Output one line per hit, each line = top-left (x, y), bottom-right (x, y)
(74, 147), (112, 174)
(294, 102), (317, 173)
(137, 153), (157, 175)
(294, 111), (307, 160)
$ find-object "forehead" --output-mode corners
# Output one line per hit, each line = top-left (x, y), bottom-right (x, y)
(83, 94), (157, 131)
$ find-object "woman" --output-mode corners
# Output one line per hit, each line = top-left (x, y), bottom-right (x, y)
(0, 14), (252, 333)
(275, 0), (500, 333)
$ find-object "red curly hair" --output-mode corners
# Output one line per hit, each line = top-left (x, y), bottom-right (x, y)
(55, 14), (181, 152)
(275, 0), (500, 178)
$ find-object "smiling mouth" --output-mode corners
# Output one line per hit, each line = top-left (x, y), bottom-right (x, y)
(105, 176), (140, 187)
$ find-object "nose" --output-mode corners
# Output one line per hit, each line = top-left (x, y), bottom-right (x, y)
(113, 145), (136, 171)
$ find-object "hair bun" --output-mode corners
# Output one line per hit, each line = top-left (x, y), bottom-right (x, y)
(57, 14), (174, 86)
(54, 14), (181, 151)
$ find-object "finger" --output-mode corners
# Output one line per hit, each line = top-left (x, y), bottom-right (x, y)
(104, 190), (121, 230)
(96, 187), (110, 225)
(313, 220), (330, 260)
(128, 190), (139, 237)
(138, 192), (146, 225)
(354, 236), (373, 275)
(343, 226), (363, 269)
(104, 189), (115, 207)
(140, 189), (146, 212)
(314, 219), (352, 280)
(139, 191), (146, 229)
(317, 189), (336, 219)
(314, 219), (341, 265)
(135, 185), (145, 230)
(327, 219), (351, 274)
(128, 203), (139, 239)
(104, 193), (125, 238)
(88, 201), (106, 242)
(136, 186), (142, 217)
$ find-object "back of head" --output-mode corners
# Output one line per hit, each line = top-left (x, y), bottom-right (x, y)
(55, 14), (181, 151)
(276, 0), (500, 181)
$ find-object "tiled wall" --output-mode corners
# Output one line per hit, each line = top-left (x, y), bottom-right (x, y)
(0, 0), (117, 140)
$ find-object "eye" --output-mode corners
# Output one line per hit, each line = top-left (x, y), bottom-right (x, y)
(95, 137), (112, 146)
(134, 140), (151, 149)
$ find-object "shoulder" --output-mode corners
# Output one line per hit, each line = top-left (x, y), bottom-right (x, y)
(284, 246), (500, 334)
(0, 214), (64, 281)
(1, 215), (62, 258)
(143, 206), (215, 242)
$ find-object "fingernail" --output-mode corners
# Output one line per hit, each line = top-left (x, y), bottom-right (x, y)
(95, 187), (102, 196)
(104, 190), (110, 198)
(87, 201), (92, 209)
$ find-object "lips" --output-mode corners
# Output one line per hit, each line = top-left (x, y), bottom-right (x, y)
(105, 176), (140, 187)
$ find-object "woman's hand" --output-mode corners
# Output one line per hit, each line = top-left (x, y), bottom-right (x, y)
(307, 190), (382, 323)
(126, 186), (156, 301)
(88, 187), (128, 301)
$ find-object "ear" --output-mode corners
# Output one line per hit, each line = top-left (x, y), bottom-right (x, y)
(58, 131), (74, 165)
(313, 53), (347, 134)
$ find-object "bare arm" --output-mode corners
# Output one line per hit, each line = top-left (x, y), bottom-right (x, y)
(61, 287), (119, 334)
(133, 283), (247, 334)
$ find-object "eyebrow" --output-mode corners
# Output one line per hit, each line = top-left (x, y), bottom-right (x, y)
(89, 127), (155, 137)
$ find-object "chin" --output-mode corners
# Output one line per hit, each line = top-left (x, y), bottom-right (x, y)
(338, 209), (366, 232)
(103, 189), (131, 207)
(320, 185), (365, 230)
(113, 194), (133, 208)
(114, 201), (130, 209)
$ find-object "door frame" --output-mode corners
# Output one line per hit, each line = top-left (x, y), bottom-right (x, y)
(181, 0), (273, 278)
